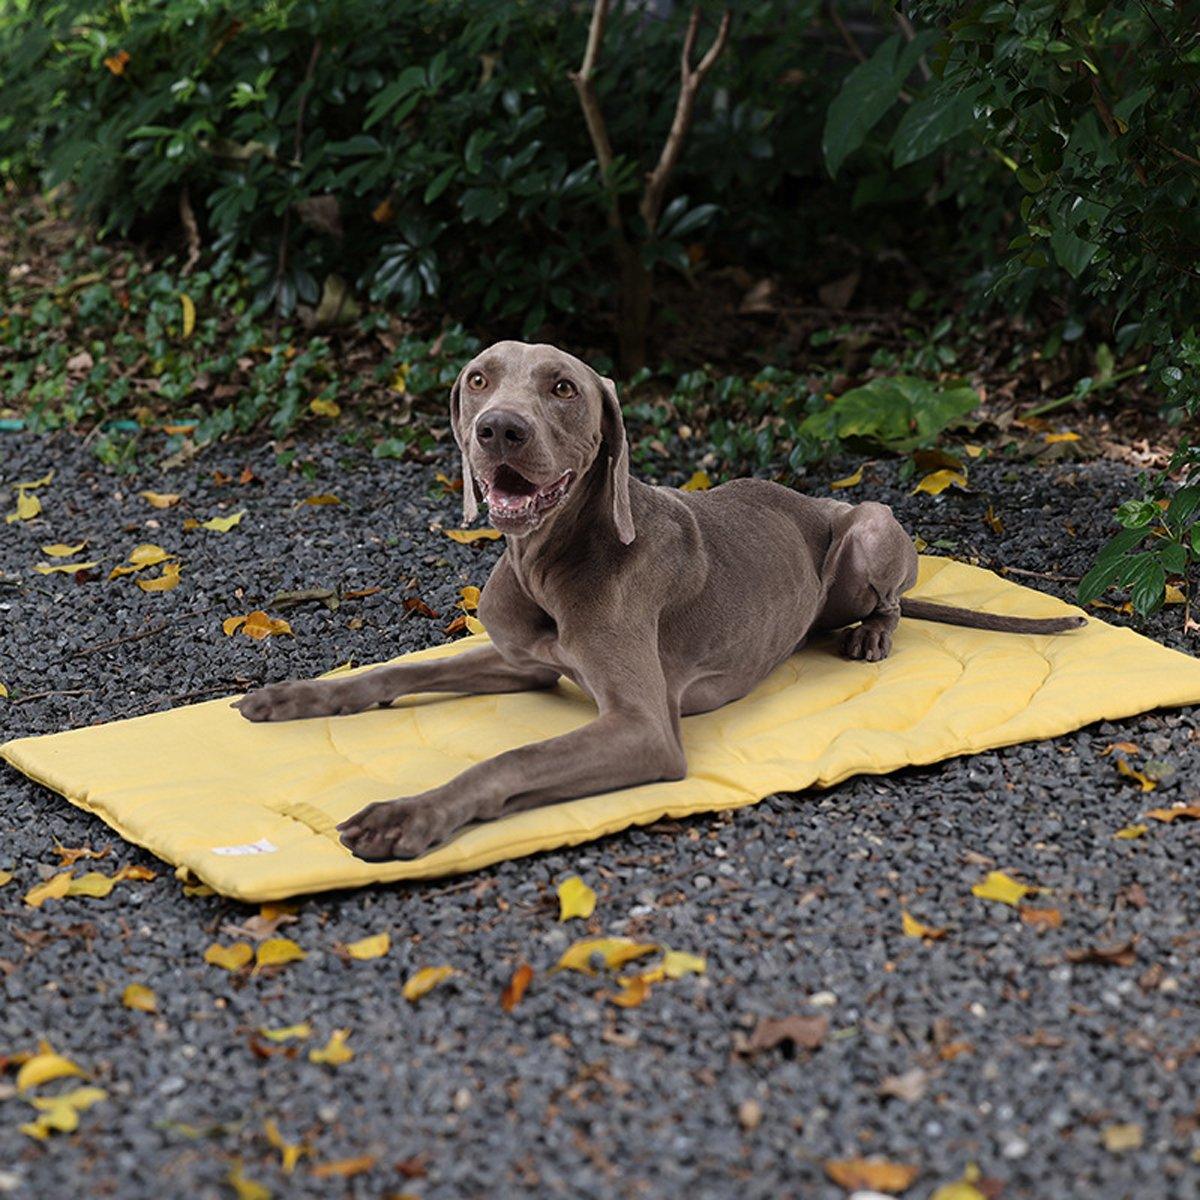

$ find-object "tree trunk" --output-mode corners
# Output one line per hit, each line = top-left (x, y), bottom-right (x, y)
(616, 246), (653, 375)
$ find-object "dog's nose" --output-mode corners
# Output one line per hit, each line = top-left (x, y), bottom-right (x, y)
(475, 409), (530, 450)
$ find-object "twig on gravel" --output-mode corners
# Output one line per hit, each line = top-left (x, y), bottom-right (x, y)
(12, 688), (92, 705)
(75, 620), (170, 657)
(999, 565), (1082, 583)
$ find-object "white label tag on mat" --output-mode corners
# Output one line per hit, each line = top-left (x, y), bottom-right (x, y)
(211, 837), (278, 857)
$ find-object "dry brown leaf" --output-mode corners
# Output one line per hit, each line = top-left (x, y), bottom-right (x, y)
(501, 963), (533, 1012)
(1145, 804), (1200, 823)
(53, 843), (109, 866)
(878, 1067), (928, 1104)
(403, 596), (439, 619)
(310, 1155), (376, 1179)
(824, 1157), (920, 1193)
(1019, 906), (1063, 931)
(224, 611), (293, 639)
(140, 491), (180, 509)
(745, 1014), (829, 1056)
(1066, 936), (1138, 967)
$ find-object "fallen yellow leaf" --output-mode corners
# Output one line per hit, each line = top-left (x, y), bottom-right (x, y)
(929, 1163), (987, 1200)
(24, 873), (71, 908)
(180, 293), (196, 338)
(464, 614), (486, 635)
(1114, 824), (1149, 840)
(0, 869), (12, 887)
(40, 542), (86, 557)
(140, 491), (180, 509)
(16, 470), (53, 489)
(264, 1118), (307, 1174)
(553, 937), (658, 976)
(204, 941), (253, 971)
(661, 949), (707, 978)
(224, 611), (293, 639)
(609, 974), (650, 1008)
(66, 871), (118, 898)
(1044, 431), (1080, 444)
(308, 1028), (353, 1066)
(301, 493), (341, 506)
(1102, 1122), (1143, 1153)
(963, 443), (984, 458)
(557, 875), (597, 922)
(136, 559), (182, 592)
(258, 1023), (312, 1043)
(459, 585), (481, 611)
(20, 1085), (106, 1140)
(200, 510), (245, 533)
(901, 910), (947, 940)
(309, 397), (341, 418)
(824, 1158), (920, 1193)
(103, 49), (129, 75)
(344, 932), (390, 961)
(912, 468), (968, 496)
(0, 682), (7, 699)
(6, 488), (41, 523)
(227, 1160), (271, 1200)
(33, 561), (101, 575)
(109, 543), (173, 578)
(1115, 758), (1156, 792)
(402, 965), (456, 1002)
(122, 983), (157, 1013)
(1165, 584), (1186, 605)
(971, 870), (1040, 907)
(254, 937), (307, 971)
(445, 527), (502, 543)
(829, 466), (864, 490)
(17, 1050), (86, 1092)
(680, 469), (711, 491)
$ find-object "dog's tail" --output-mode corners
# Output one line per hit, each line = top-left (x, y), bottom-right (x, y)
(899, 597), (1086, 635)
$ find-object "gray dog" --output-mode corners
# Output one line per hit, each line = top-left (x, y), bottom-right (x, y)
(235, 341), (1084, 860)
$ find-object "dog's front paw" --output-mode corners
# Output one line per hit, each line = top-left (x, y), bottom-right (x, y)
(233, 679), (364, 722)
(337, 798), (452, 861)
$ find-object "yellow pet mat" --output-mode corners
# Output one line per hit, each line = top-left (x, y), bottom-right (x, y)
(4, 557), (1200, 902)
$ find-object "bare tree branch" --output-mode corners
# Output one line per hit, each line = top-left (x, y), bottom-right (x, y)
(569, 0), (622, 234)
(640, 8), (731, 232)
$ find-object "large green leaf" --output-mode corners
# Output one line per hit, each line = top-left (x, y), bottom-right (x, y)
(822, 32), (939, 178)
(890, 85), (980, 167)
(799, 375), (978, 452)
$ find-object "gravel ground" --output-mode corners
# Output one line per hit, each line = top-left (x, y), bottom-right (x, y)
(2, 429), (1199, 1200)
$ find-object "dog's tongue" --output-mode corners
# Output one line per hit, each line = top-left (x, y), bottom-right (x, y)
(490, 465), (538, 514)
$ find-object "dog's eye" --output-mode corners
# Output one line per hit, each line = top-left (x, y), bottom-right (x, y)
(552, 379), (577, 399)
(466, 371), (488, 391)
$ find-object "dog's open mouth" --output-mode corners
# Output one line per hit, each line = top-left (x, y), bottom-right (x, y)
(482, 464), (574, 529)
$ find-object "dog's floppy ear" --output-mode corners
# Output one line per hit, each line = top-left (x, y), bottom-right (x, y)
(598, 374), (635, 545)
(448, 368), (479, 525)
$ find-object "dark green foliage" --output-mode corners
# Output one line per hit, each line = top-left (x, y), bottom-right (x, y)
(0, 0), (825, 334)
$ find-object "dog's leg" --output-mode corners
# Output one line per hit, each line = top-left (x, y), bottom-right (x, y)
(818, 502), (918, 662)
(337, 653), (685, 860)
(234, 646), (558, 722)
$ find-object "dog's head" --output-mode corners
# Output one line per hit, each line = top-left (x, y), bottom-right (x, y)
(448, 341), (633, 543)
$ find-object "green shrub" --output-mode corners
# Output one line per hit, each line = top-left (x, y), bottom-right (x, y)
(0, 0), (828, 349)
(821, 0), (1200, 613)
